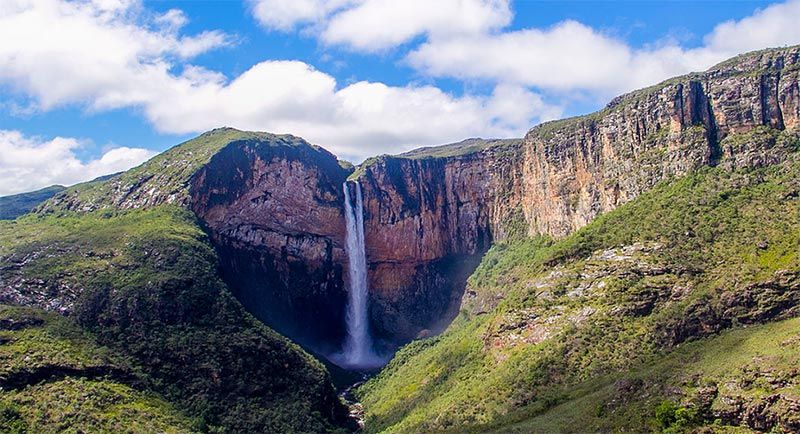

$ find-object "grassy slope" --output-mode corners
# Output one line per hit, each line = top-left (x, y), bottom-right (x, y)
(0, 306), (197, 433)
(0, 206), (349, 433)
(493, 316), (800, 433)
(37, 127), (334, 214)
(399, 138), (521, 159)
(359, 151), (800, 433)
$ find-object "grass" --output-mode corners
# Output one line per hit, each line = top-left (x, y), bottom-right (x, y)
(399, 138), (521, 160)
(36, 127), (329, 214)
(0, 305), (198, 433)
(0, 206), (351, 433)
(1, 378), (197, 434)
(358, 152), (800, 433)
(492, 316), (800, 433)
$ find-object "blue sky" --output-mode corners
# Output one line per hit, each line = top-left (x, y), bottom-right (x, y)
(1, 0), (799, 195)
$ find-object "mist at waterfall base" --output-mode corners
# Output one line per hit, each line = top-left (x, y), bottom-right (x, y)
(329, 181), (388, 370)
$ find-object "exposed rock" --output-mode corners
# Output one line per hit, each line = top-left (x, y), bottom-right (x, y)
(358, 146), (524, 342)
(520, 46), (800, 237)
(190, 136), (351, 353)
(27, 46), (800, 354)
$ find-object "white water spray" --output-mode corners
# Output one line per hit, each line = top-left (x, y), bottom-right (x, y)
(340, 181), (379, 368)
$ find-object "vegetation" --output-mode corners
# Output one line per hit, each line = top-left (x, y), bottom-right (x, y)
(358, 152), (800, 433)
(399, 138), (521, 160)
(0, 185), (65, 220)
(0, 206), (351, 433)
(0, 306), (198, 433)
(37, 128), (327, 214)
(491, 316), (800, 433)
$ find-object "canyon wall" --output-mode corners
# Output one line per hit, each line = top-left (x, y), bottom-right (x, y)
(41, 47), (799, 355)
(189, 136), (351, 353)
(521, 46), (800, 237)
(357, 142), (523, 341)
(348, 45), (799, 344)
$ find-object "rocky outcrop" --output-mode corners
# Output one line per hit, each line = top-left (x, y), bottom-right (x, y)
(357, 144), (524, 342)
(28, 46), (800, 357)
(189, 135), (351, 353)
(344, 46), (800, 344)
(520, 45), (800, 237)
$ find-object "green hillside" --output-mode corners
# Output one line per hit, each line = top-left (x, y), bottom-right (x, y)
(358, 139), (800, 433)
(0, 205), (351, 432)
(0, 305), (198, 433)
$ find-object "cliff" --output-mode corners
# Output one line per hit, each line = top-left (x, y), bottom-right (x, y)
(189, 135), (352, 352)
(358, 149), (800, 433)
(29, 45), (800, 357)
(337, 46), (799, 344)
(520, 45), (800, 236)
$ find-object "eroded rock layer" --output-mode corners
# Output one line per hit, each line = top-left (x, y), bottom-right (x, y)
(189, 136), (351, 352)
(521, 46), (800, 236)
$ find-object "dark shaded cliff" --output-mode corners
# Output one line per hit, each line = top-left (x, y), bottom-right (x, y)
(31, 45), (800, 360)
(189, 135), (351, 353)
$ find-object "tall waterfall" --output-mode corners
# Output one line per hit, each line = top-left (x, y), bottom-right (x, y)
(341, 181), (377, 367)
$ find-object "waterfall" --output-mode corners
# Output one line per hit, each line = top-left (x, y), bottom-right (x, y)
(341, 181), (377, 367)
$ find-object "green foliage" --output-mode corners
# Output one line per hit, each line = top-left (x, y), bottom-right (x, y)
(0, 306), (197, 433)
(359, 153), (800, 433)
(399, 138), (521, 160)
(36, 128), (314, 214)
(0, 206), (350, 433)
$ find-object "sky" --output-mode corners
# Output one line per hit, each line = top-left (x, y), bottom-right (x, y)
(1, 0), (800, 195)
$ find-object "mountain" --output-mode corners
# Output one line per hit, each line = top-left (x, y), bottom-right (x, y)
(356, 45), (800, 432)
(0, 185), (65, 220)
(2, 132), (355, 433)
(0, 173), (126, 220)
(1, 44), (799, 433)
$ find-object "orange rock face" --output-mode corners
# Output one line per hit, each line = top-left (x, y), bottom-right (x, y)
(188, 46), (800, 353)
(190, 137), (351, 353)
(359, 148), (524, 341)
(521, 46), (800, 237)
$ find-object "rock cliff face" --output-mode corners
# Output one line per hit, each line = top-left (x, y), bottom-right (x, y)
(356, 144), (524, 341)
(189, 135), (351, 353)
(520, 45), (800, 236)
(346, 45), (800, 345)
(32, 46), (800, 358)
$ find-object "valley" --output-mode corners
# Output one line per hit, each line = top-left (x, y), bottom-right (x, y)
(1, 45), (799, 433)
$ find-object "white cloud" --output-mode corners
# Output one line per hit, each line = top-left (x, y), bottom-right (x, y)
(320, 0), (512, 52)
(408, 0), (800, 95)
(250, 0), (800, 96)
(0, 130), (156, 196)
(0, 0), (560, 165)
(143, 60), (559, 161)
(0, 0), (232, 111)
(249, 0), (352, 31)
(249, 0), (511, 52)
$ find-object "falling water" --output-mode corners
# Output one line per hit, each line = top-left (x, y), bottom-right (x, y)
(341, 181), (377, 367)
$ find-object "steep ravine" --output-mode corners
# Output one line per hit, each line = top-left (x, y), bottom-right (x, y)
(184, 46), (800, 363)
(31, 45), (800, 369)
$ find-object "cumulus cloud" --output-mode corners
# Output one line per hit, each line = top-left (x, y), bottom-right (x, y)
(251, 0), (800, 96)
(0, 130), (156, 196)
(408, 0), (800, 96)
(250, 0), (512, 51)
(144, 60), (560, 160)
(249, 0), (352, 31)
(320, 0), (512, 52)
(0, 0), (560, 164)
